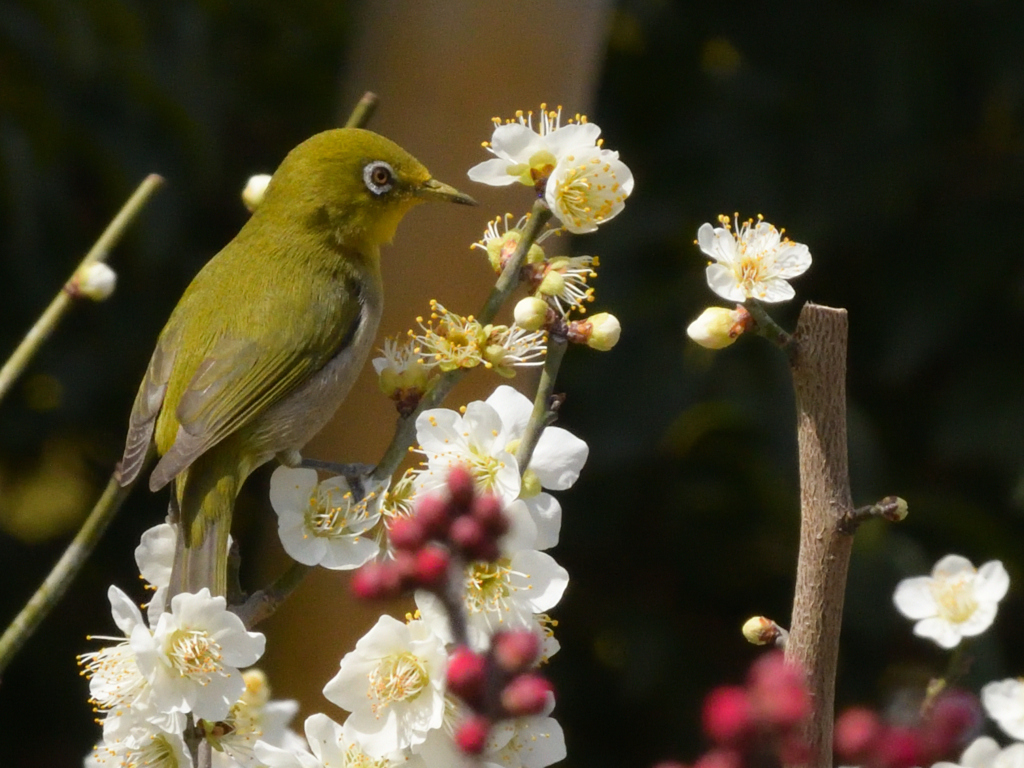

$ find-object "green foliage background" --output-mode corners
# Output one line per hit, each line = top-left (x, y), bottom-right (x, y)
(1, 1), (1023, 766)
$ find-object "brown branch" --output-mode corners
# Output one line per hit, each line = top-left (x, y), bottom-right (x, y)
(784, 302), (854, 768)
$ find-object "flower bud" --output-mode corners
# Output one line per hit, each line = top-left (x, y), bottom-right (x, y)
(242, 173), (272, 212)
(537, 270), (566, 298)
(472, 494), (509, 537)
(568, 312), (621, 351)
(447, 645), (487, 704)
(500, 672), (552, 717)
(414, 545), (451, 589)
(388, 517), (426, 552)
(449, 515), (487, 555)
(69, 262), (117, 301)
(415, 494), (452, 538)
(492, 630), (541, 673)
(686, 306), (749, 350)
(834, 707), (883, 764)
(741, 616), (785, 647)
(454, 715), (492, 755)
(513, 296), (550, 332)
(702, 686), (753, 745)
(447, 464), (475, 511)
(351, 561), (401, 600)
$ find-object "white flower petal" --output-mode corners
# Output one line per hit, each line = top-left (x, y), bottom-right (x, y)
(529, 427), (588, 490)
(913, 616), (962, 648)
(705, 263), (747, 302)
(975, 560), (1010, 602)
(893, 576), (939, 619)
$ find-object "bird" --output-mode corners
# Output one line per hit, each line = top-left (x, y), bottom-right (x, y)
(116, 127), (476, 597)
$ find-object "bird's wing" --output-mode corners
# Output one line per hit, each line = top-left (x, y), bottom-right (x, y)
(147, 279), (365, 492)
(117, 324), (181, 486)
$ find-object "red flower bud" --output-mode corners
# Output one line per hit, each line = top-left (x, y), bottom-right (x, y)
(447, 464), (476, 511)
(454, 715), (491, 755)
(500, 673), (552, 717)
(350, 562), (401, 600)
(701, 686), (753, 746)
(834, 707), (883, 763)
(492, 630), (542, 673)
(414, 545), (451, 590)
(388, 517), (426, 551)
(415, 494), (452, 538)
(692, 748), (742, 768)
(449, 515), (487, 554)
(447, 645), (487, 704)
(473, 494), (509, 536)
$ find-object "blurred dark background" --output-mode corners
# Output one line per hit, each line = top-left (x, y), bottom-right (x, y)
(1, 1), (1023, 766)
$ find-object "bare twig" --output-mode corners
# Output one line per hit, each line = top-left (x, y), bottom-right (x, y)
(0, 174), (164, 405)
(784, 303), (854, 768)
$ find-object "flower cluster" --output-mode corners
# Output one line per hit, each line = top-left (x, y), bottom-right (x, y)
(686, 214), (812, 350)
(262, 385), (581, 768)
(468, 104), (634, 234)
(834, 690), (983, 768)
(79, 523), (300, 767)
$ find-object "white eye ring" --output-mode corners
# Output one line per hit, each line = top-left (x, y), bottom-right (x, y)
(363, 161), (395, 196)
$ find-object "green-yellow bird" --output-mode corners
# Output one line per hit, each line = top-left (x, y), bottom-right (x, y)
(117, 128), (475, 597)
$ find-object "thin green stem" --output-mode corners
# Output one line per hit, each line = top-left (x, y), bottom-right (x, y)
(514, 334), (568, 472)
(0, 475), (134, 675)
(370, 200), (553, 485)
(745, 300), (797, 361)
(0, 174), (164, 406)
(344, 92), (379, 129)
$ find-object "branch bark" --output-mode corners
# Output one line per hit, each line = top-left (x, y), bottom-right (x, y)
(784, 302), (854, 768)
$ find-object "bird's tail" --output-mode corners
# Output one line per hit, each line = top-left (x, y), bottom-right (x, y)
(169, 468), (238, 597)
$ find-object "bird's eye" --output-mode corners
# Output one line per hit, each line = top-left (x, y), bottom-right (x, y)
(363, 161), (395, 196)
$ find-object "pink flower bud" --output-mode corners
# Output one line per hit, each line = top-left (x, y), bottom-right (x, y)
(414, 545), (451, 590)
(473, 494), (509, 536)
(701, 686), (753, 745)
(500, 673), (552, 717)
(454, 715), (491, 755)
(350, 562), (400, 600)
(447, 464), (476, 511)
(447, 645), (487, 704)
(492, 630), (541, 673)
(834, 707), (883, 763)
(449, 515), (487, 554)
(389, 517), (426, 551)
(748, 651), (810, 728)
(922, 689), (982, 757)
(692, 748), (742, 768)
(415, 494), (452, 538)
(874, 725), (925, 768)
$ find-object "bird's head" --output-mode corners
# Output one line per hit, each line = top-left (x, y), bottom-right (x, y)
(256, 128), (476, 251)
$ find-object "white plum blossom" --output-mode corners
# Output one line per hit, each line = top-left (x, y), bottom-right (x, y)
(416, 549), (569, 651)
(934, 736), (1024, 768)
(255, 714), (414, 768)
(415, 385), (588, 551)
(982, 679), (1024, 741)
(892, 554), (1009, 649)
(131, 588), (266, 723)
(269, 467), (382, 570)
(322, 615), (448, 758)
(211, 668), (305, 768)
(697, 214), (812, 303)
(468, 106), (601, 189)
(86, 725), (193, 768)
(544, 145), (633, 234)
(468, 105), (633, 233)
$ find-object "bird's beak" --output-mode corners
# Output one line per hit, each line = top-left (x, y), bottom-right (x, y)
(416, 178), (478, 206)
